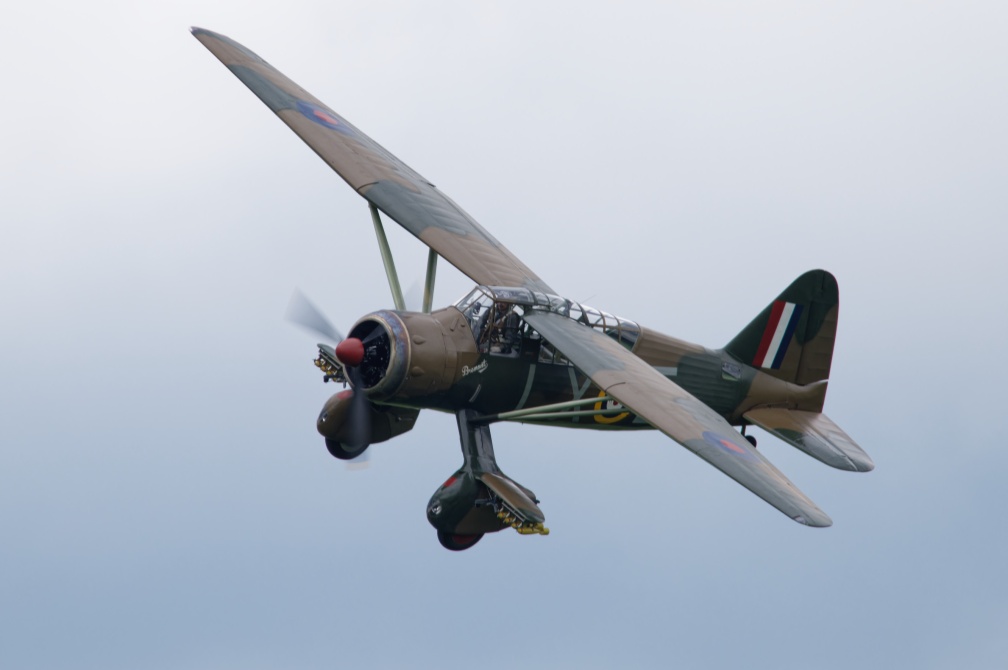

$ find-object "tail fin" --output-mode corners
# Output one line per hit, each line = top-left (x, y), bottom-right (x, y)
(724, 270), (839, 387)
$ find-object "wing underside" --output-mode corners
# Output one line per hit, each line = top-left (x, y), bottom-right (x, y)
(191, 27), (553, 294)
(522, 311), (832, 527)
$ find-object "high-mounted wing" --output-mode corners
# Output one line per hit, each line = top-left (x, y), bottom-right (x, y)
(191, 27), (552, 294)
(522, 311), (832, 527)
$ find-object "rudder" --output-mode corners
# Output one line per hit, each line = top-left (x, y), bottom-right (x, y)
(724, 269), (839, 386)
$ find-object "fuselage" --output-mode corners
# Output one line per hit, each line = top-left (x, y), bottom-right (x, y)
(358, 298), (826, 430)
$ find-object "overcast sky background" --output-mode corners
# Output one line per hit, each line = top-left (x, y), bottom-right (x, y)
(2, 2), (1006, 668)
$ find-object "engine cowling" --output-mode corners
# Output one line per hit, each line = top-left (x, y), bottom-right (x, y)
(315, 307), (478, 458)
(343, 307), (479, 401)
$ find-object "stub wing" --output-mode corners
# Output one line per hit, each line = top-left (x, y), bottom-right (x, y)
(479, 472), (546, 525)
(743, 408), (874, 472)
(191, 27), (553, 294)
(522, 311), (832, 527)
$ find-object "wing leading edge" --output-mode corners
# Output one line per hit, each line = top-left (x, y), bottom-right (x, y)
(191, 27), (553, 294)
(522, 311), (832, 527)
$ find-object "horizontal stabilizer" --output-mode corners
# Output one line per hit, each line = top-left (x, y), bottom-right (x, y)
(744, 408), (873, 472)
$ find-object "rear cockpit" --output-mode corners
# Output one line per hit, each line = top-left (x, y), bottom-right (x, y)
(453, 286), (640, 362)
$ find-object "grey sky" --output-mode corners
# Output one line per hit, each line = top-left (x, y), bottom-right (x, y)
(2, 2), (1007, 668)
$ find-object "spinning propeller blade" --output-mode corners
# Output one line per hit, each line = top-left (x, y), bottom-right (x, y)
(286, 289), (374, 455)
(343, 364), (374, 450)
(285, 288), (344, 342)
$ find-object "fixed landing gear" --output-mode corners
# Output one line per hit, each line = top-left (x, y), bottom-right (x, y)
(437, 530), (484, 551)
(427, 410), (548, 550)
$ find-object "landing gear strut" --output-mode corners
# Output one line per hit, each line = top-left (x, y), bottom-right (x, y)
(426, 410), (548, 550)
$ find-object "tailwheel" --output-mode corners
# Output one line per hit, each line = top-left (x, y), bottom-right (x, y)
(437, 530), (484, 551)
(740, 425), (757, 448)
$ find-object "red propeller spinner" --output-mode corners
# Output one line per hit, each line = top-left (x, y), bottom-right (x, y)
(335, 337), (365, 367)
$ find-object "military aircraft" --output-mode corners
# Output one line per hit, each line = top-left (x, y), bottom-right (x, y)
(193, 28), (873, 551)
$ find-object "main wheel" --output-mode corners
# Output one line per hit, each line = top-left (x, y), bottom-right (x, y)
(437, 530), (484, 551)
(325, 437), (368, 461)
(744, 434), (758, 448)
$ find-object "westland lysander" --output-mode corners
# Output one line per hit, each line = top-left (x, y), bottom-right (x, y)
(194, 28), (872, 551)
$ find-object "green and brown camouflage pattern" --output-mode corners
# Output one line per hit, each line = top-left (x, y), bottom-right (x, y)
(725, 270), (839, 387)
(191, 27), (552, 294)
(744, 407), (874, 472)
(194, 28), (872, 540)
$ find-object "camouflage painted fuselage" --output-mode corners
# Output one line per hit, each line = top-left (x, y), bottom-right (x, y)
(383, 307), (826, 430)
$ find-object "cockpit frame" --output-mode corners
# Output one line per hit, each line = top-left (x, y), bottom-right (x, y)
(454, 286), (641, 361)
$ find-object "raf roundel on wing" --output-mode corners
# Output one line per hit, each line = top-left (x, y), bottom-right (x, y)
(702, 431), (758, 462)
(296, 100), (351, 134)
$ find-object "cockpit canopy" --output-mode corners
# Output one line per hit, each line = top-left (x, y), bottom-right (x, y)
(454, 285), (640, 352)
